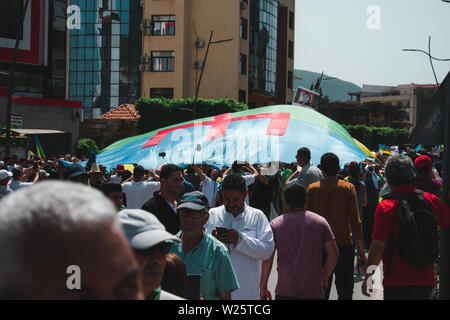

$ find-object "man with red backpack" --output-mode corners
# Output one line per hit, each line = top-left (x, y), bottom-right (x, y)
(362, 155), (450, 300)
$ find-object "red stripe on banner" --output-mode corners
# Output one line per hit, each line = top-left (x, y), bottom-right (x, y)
(266, 113), (290, 135)
(205, 113), (232, 141)
(140, 112), (291, 148)
(141, 121), (213, 148)
(233, 113), (290, 135)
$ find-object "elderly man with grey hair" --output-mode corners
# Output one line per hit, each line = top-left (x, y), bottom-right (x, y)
(362, 155), (450, 300)
(0, 181), (143, 299)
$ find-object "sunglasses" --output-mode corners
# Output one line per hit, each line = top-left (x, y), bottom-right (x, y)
(134, 242), (171, 257)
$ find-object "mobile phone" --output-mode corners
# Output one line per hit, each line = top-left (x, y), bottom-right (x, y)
(215, 227), (228, 234)
(186, 274), (201, 300)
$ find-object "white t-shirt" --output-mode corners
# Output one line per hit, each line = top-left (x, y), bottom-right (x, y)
(206, 204), (274, 300)
(122, 180), (161, 209)
(8, 180), (33, 191)
(200, 176), (220, 208)
(110, 175), (122, 184)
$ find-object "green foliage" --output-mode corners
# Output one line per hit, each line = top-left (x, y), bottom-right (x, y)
(343, 125), (410, 150)
(135, 97), (248, 134)
(75, 138), (99, 158)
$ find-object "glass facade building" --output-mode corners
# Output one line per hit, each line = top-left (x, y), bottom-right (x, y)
(249, 0), (278, 97)
(0, 0), (66, 99)
(69, 0), (142, 118)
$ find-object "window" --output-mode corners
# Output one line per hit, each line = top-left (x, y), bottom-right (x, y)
(239, 54), (247, 75)
(0, 0), (24, 39)
(151, 88), (174, 99)
(288, 41), (293, 59)
(239, 90), (246, 103)
(289, 11), (294, 30)
(288, 71), (293, 89)
(240, 18), (248, 39)
(151, 51), (175, 72)
(152, 15), (175, 36)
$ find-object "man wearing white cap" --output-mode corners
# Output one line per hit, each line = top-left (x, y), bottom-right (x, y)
(0, 169), (13, 199)
(119, 209), (184, 300)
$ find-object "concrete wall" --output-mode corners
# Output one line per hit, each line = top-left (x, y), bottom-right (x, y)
(0, 97), (80, 153)
(79, 118), (137, 150)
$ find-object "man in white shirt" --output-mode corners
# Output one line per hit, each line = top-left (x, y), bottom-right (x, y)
(191, 164), (220, 208)
(205, 174), (274, 300)
(286, 147), (323, 189)
(9, 166), (39, 191)
(222, 161), (259, 205)
(121, 165), (161, 209)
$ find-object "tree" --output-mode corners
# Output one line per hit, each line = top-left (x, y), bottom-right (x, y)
(75, 138), (99, 158)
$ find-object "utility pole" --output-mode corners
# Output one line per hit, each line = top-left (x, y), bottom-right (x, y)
(5, 0), (30, 156)
(440, 76), (450, 299)
(193, 30), (232, 121)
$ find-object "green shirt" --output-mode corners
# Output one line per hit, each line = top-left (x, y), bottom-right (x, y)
(169, 232), (239, 300)
(146, 286), (161, 300)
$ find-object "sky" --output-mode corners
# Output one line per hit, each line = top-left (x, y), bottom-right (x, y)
(294, 0), (450, 87)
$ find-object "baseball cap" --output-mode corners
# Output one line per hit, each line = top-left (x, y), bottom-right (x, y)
(119, 209), (180, 250)
(0, 169), (12, 180)
(176, 191), (210, 212)
(39, 169), (50, 177)
(63, 163), (87, 179)
(116, 164), (125, 172)
(415, 155), (432, 173)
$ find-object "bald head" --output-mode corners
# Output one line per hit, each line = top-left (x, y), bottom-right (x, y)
(0, 181), (143, 299)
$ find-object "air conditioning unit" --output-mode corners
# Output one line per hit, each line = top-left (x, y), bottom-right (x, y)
(240, 0), (248, 10)
(139, 64), (151, 72)
(141, 54), (150, 64)
(195, 40), (205, 48)
(141, 19), (152, 34)
(194, 61), (203, 69)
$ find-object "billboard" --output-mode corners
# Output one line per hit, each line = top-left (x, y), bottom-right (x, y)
(293, 86), (320, 109)
(0, 0), (42, 65)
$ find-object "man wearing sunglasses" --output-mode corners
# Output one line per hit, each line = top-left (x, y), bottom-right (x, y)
(169, 191), (239, 300)
(119, 209), (184, 300)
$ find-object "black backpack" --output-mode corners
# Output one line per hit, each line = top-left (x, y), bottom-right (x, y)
(385, 190), (439, 275)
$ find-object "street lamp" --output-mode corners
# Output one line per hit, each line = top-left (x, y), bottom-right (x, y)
(193, 30), (233, 121)
(5, 0), (30, 157)
(402, 36), (450, 87)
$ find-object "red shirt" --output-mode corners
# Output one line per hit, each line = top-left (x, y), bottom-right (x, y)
(372, 184), (450, 287)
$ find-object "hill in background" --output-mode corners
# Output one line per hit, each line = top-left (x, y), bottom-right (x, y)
(293, 70), (361, 102)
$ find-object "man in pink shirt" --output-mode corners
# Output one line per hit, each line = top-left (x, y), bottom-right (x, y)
(260, 183), (339, 300)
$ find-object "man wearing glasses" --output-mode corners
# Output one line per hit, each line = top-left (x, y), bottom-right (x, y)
(170, 191), (239, 300)
(119, 209), (184, 300)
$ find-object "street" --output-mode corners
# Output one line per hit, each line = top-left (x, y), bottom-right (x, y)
(266, 252), (384, 300)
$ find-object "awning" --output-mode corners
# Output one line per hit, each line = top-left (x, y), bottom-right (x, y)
(10, 129), (66, 135)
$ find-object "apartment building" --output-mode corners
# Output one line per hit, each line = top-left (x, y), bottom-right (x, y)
(141, 0), (295, 107)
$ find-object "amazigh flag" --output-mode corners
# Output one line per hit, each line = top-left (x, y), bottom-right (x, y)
(34, 135), (46, 160)
(88, 105), (369, 171)
(378, 144), (391, 155)
(415, 144), (423, 152)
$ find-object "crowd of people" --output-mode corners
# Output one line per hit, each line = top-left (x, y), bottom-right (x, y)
(0, 144), (448, 300)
